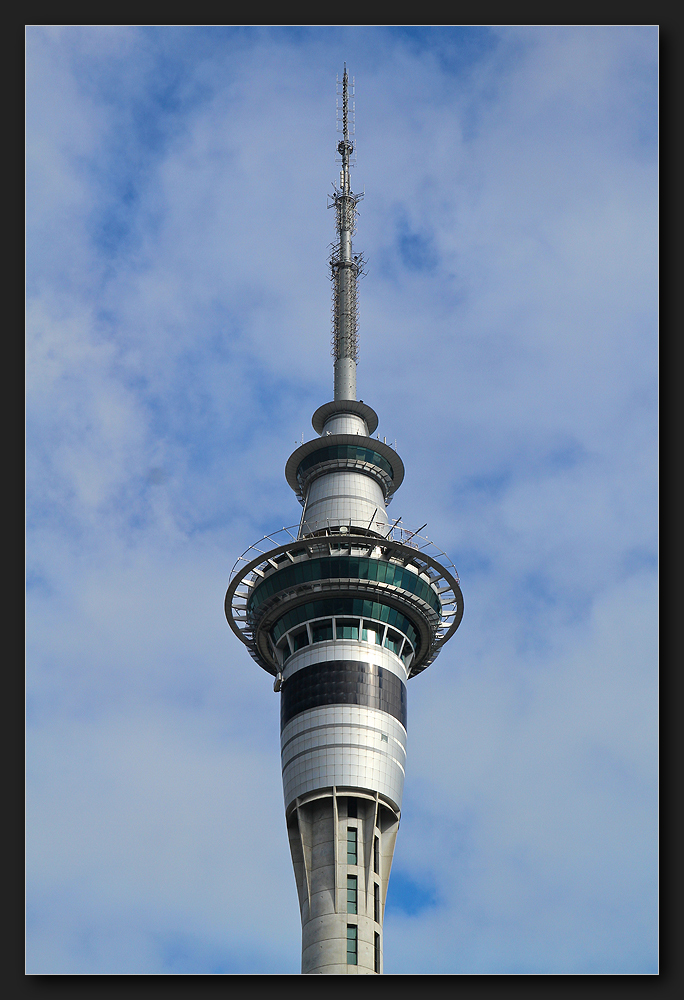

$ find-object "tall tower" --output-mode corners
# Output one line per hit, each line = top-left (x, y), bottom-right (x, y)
(225, 67), (463, 975)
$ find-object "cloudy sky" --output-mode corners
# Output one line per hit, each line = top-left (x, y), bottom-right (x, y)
(26, 26), (658, 975)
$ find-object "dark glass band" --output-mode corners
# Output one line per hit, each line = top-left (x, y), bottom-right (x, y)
(296, 444), (393, 483)
(248, 556), (440, 616)
(280, 660), (407, 730)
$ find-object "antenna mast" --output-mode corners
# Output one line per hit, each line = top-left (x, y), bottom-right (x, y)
(330, 65), (364, 401)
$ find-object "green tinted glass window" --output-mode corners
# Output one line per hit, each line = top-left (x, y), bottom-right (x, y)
(250, 557), (440, 616)
(271, 597), (420, 651)
(384, 628), (403, 655)
(347, 875), (358, 914)
(311, 620), (333, 643)
(297, 444), (393, 482)
(362, 622), (383, 645)
(347, 827), (357, 865)
(291, 627), (309, 652)
(347, 925), (358, 965)
(336, 619), (359, 640)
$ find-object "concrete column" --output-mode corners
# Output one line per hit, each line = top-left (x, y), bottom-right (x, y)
(334, 357), (357, 401)
(287, 790), (398, 974)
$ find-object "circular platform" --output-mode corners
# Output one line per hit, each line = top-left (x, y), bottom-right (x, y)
(311, 399), (379, 435)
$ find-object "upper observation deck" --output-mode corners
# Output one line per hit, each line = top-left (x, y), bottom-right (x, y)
(225, 522), (463, 680)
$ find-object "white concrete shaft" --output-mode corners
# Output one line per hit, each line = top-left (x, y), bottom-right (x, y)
(301, 469), (389, 536)
(281, 702), (407, 813)
(287, 791), (399, 974)
(281, 644), (407, 813)
(321, 412), (368, 436)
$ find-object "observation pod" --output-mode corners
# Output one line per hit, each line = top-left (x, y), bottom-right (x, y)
(225, 68), (463, 975)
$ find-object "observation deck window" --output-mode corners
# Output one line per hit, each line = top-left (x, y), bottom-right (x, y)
(271, 598), (420, 658)
(248, 556), (442, 616)
(384, 628), (404, 657)
(311, 620), (333, 643)
(336, 619), (359, 640)
(274, 612), (415, 666)
(291, 627), (309, 652)
(296, 443), (394, 482)
(361, 622), (383, 645)
(272, 598), (418, 647)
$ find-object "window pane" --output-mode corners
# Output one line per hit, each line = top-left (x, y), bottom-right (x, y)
(311, 620), (333, 643)
(336, 619), (359, 640)
(297, 444), (393, 481)
(347, 875), (357, 914)
(362, 621), (383, 645)
(292, 627), (309, 652)
(272, 599), (419, 653)
(384, 628), (403, 655)
(347, 827), (357, 865)
(347, 925), (358, 965)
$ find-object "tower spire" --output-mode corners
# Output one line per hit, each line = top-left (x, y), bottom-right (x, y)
(339, 63), (352, 196)
(331, 66), (364, 400)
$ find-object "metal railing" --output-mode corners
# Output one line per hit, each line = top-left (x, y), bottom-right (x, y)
(228, 520), (459, 586)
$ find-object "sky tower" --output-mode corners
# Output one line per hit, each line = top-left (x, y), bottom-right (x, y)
(225, 67), (464, 975)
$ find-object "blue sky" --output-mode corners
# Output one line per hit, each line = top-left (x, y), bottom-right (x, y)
(26, 26), (657, 974)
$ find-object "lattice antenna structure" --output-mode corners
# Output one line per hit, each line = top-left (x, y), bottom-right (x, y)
(335, 66), (356, 149)
(329, 65), (365, 401)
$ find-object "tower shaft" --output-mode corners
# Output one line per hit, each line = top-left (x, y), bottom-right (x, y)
(288, 790), (399, 973)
